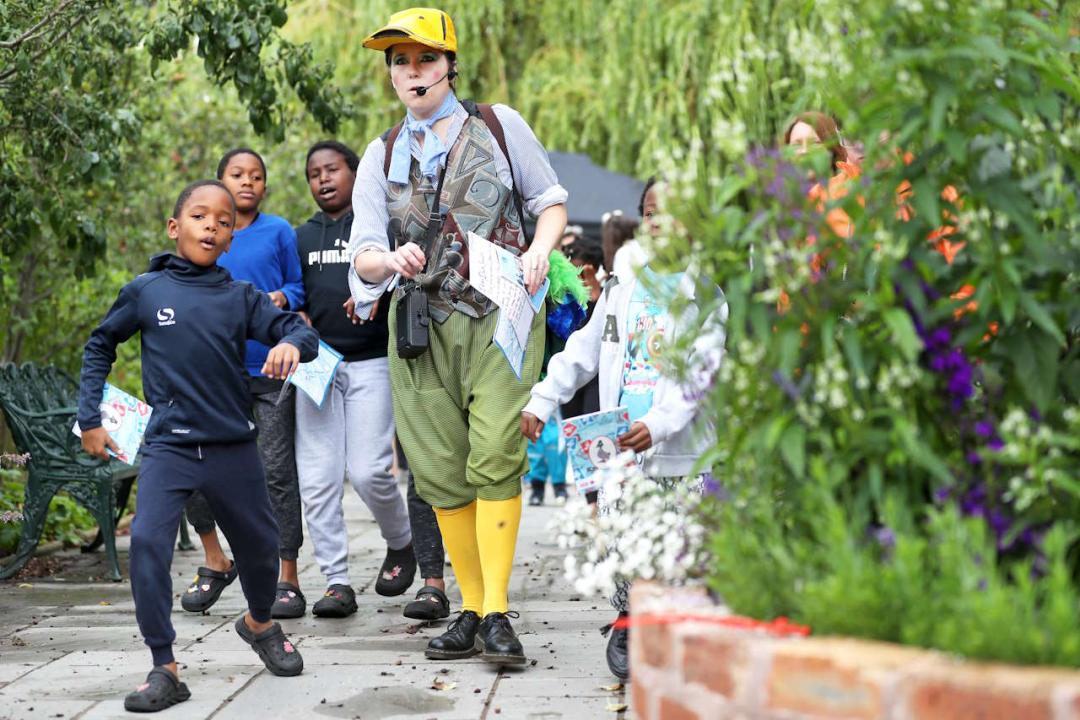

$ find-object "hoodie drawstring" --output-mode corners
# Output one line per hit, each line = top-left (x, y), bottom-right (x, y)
(318, 219), (326, 272)
(197, 444), (203, 461)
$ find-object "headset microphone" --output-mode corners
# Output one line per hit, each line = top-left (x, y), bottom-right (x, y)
(414, 69), (458, 97)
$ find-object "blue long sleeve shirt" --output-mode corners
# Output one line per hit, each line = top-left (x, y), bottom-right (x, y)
(78, 253), (318, 446)
(217, 212), (306, 377)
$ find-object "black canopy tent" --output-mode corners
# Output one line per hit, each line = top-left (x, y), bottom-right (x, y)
(526, 151), (645, 243)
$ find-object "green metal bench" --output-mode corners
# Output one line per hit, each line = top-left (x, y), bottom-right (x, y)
(0, 362), (143, 581)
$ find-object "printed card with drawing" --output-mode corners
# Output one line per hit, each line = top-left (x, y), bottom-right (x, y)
(561, 407), (632, 492)
(468, 231), (545, 376)
(288, 339), (343, 407)
(72, 383), (153, 465)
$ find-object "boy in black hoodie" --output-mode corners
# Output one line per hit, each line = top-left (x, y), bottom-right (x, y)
(78, 180), (318, 712)
(294, 141), (449, 620)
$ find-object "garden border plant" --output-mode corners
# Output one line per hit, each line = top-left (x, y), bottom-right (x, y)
(630, 2), (1080, 667)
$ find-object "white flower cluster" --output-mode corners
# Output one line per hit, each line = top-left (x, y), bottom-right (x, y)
(997, 405), (1080, 509)
(717, 340), (768, 417)
(784, 25), (852, 83)
(812, 352), (853, 410)
(549, 463), (708, 598)
(875, 358), (920, 409)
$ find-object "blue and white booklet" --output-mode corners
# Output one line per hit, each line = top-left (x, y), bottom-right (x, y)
(467, 231), (547, 379)
(72, 383), (153, 465)
(561, 407), (632, 493)
(287, 339), (343, 407)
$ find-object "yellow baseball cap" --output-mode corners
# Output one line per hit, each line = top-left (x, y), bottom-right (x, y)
(362, 8), (458, 53)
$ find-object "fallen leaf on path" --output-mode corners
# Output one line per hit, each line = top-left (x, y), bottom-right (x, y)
(606, 703), (628, 712)
(431, 677), (457, 692)
(17, 583), (33, 589)
(99, 601), (111, 606)
(600, 683), (624, 692)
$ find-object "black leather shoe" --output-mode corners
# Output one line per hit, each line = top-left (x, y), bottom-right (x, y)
(478, 611), (526, 665)
(603, 612), (630, 680)
(425, 611), (481, 660)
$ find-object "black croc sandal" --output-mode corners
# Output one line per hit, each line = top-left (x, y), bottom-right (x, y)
(403, 585), (450, 621)
(271, 582), (307, 619)
(234, 616), (304, 677)
(375, 544), (417, 597)
(123, 666), (191, 713)
(312, 584), (358, 618)
(180, 563), (237, 613)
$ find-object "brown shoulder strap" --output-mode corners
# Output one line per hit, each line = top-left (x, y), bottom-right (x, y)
(382, 122), (403, 178)
(471, 102), (530, 246)
(475, 103), (514, 181)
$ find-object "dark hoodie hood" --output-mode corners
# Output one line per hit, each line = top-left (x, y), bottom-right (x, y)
(147, 252), (233, 285)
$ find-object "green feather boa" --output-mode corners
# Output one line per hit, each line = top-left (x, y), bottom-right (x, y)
(546, 250), (589, 305)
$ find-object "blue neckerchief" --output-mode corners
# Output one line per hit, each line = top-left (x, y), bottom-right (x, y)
(388, 91), (459, 185)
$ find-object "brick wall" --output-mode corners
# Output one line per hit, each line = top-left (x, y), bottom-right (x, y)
(630, 582), (1080, 720)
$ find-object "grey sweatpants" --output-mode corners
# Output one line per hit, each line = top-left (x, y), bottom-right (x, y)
(295, 356), (411, 588)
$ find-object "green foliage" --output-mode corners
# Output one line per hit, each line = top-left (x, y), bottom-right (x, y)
(0, 470), (98, 555)
(0, 0), (348, 380)
(707, 486), (1080, 665)
(666, 2), (1080, 665)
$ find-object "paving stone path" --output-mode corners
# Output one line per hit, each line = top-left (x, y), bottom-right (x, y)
(0, 484), (625, 719)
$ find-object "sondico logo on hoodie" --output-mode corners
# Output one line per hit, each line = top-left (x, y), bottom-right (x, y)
(157, 308), (176, 326)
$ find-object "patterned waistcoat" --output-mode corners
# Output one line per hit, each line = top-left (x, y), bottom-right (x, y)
(386, 116), (526, 323)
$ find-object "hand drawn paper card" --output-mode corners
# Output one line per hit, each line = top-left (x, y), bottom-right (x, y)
(288, 340), (343, 407)
(72, 383), (153, 465)
(561, 407), (631, 493)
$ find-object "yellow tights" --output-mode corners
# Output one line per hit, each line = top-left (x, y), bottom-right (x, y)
(434, 495), (522, 616)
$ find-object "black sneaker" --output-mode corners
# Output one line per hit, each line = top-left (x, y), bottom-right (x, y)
(271, 582), (306, 619)
(478, 611), (526, 665)
(528, 481), (545, 506)
(375, 544), (418, 597)
(603, 612), (630, 680)
(312, 584), (358, 618)
(123, 666), (191, 713)
(425, 610), (481, 660)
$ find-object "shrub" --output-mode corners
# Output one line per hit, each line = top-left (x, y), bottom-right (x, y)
(645, 3), (1080, 665)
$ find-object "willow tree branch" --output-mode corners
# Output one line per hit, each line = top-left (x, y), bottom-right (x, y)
(0, 16), (81, 84)
(0, 0), (80, 51)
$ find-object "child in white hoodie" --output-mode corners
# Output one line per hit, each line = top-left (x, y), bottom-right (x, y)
(520, 179), (726, 680)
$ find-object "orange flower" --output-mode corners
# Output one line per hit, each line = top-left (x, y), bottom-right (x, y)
(951, 284), (978, 319)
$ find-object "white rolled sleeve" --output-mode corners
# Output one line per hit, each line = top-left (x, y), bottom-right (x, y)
(491, 104), (568, 217)
(346, 137), (397, 312)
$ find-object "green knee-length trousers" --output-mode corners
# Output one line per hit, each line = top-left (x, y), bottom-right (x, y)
(388, 300), (546, 509)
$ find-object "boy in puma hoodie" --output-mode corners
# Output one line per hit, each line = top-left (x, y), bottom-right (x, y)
(295, 141), (447, 620)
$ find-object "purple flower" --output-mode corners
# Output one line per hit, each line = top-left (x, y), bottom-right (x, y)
(988, 437), (1004, 451)
(702, 473), (727, 500)
(934, 486), (953, 504)
(974, 421), (993, 438)
(966, 450), (982, 465)
(871, 525), (896, 550)
(960, 484), (987, 516)
(771, 370), (801, 402)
